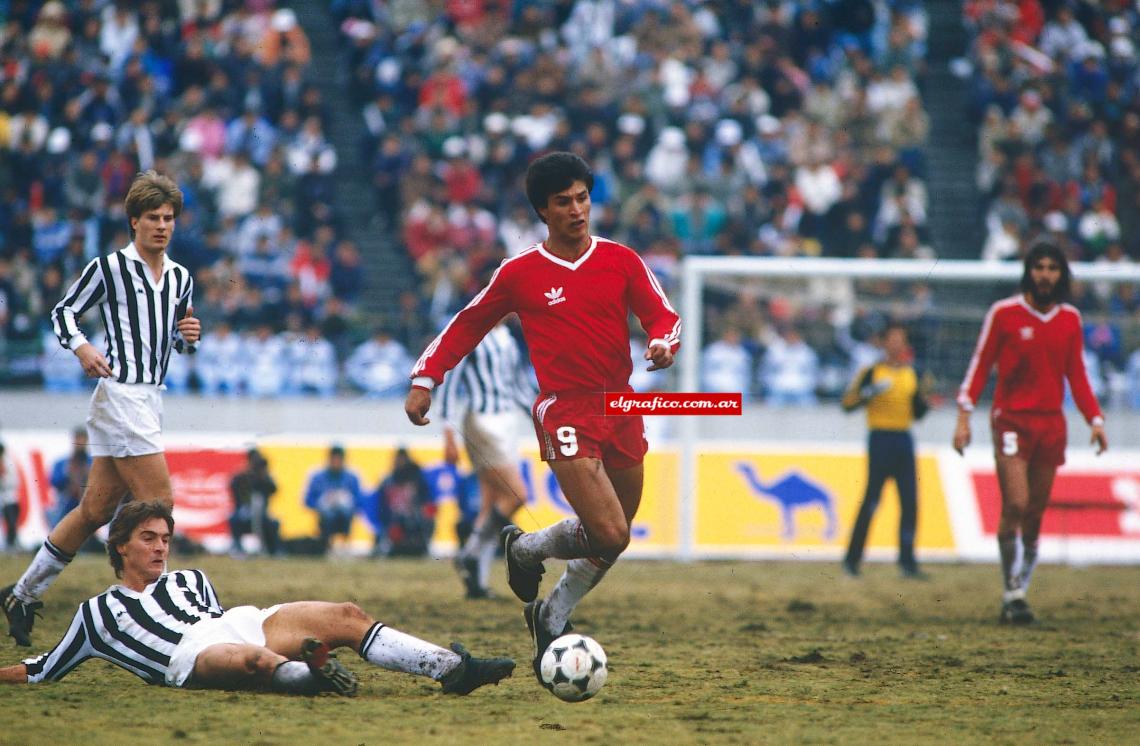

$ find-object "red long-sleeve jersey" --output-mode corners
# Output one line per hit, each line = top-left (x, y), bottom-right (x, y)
(957, 295), (1102, 423)
(412, 237), (681, 395)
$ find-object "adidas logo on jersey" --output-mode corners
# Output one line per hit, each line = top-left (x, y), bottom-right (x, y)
(545, 287), (566, 306)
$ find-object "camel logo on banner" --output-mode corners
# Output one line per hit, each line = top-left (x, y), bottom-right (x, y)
(734, 461), (837, 539)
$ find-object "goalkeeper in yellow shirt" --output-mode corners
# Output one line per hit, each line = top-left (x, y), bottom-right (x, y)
(841, 322), (931, 578)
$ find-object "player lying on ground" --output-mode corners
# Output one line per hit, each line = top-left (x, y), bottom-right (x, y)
(0, 501), (514, 695)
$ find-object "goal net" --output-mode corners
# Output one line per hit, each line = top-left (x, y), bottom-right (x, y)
(670, 256), (1140, 560)
(677, 256), (1140, 409)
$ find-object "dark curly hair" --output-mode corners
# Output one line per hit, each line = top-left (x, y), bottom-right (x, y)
(1020, 239), (1072, 303)
(524, 152), (594, 222)
(107, 500), (174, 578)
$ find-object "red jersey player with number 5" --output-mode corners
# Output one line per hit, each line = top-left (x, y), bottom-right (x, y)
(404, 153), (681, 683)
(954, 241), (1108, 625)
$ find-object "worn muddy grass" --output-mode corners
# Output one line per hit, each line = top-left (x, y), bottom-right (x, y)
(0, 556), (1136, 744)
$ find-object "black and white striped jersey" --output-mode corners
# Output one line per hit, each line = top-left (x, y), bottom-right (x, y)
(52, 242), (196, 386)
(439, 324), (536, 419)
(22, 570), (224, 685)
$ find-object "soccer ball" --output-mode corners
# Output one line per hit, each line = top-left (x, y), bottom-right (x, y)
(539, 633), (608, 702)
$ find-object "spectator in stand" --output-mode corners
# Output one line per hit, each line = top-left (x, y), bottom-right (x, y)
(197, 320), (245, 397)
(241, 322), (288, 398)
(760, 324), (820, 407)
(304, 445), (366, 555)
(701, 326), (753, 398)
(346, 327), (413, 398)
(285, 323), (338, 397)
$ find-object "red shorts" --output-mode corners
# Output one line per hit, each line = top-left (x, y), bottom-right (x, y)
(532, 392), (648, 470)
(990, 410), (1067, 466)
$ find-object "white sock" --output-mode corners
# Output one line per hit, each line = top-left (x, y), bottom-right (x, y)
(358, 622), (461, 681)
(477, 539), (497, 588)
(1019, 536), (1039, 592)
(513, 519), (589, 568)
(14, 540), (74, 603)
(542, 558), (610, 635)
(270, 661), (319, 694)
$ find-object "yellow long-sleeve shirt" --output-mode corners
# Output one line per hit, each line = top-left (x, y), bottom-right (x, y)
(842, 362), (927, 431)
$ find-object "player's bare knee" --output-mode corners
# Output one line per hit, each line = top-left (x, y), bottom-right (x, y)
(1002, 503), (1026, 523)
(588, 520), (630, 556)
(243, 648), (277, 678)
(78, 499), (116, 530)
(338, 602), (371, 623)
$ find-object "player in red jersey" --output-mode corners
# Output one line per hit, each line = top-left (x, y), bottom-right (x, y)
(404, 152), (680, 682)
(954, 241), (1108, 625)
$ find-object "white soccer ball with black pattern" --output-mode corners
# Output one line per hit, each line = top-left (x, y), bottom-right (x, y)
(539, 633), (608, 702)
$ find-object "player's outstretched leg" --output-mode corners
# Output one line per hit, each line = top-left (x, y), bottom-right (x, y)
(440, 642), (516, 695)
(355, 620), (514, 695)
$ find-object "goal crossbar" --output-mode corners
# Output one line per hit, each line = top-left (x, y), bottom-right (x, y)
(674, 256), (1140, 560)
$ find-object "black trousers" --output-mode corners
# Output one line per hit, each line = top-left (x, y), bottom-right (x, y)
(2, 503), (19, 548)
(844, 430), (918, 568)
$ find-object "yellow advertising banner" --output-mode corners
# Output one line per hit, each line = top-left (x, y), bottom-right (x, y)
(694, 450), (954, 555)
(257, 443), (678, 554)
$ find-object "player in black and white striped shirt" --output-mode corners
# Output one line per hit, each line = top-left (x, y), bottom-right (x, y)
(439, 322), (535, 599)
(2, 171), (201, 648)
(0, 501), (513, 695)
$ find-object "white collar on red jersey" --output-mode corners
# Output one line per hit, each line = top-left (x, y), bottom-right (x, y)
(1016, 295), (1063, 323)
(537, 236), (598, 271)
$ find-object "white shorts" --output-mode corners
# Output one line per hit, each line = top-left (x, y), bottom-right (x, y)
(461, 410), (519, 469)
(86, 378), (164, 458)
(165, 604), (282, 687)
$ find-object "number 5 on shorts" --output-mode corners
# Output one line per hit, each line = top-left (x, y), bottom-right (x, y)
(557, 426), (579, 457)
(1002, 431), (1018, 456)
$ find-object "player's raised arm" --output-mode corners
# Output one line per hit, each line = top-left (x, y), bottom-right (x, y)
(407, 262), (515, 424)
(841, 367), (876, 412)
(626, 250), (680, 371)
(174, 278), (200, 353)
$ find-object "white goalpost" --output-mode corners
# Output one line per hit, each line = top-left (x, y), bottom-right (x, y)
(675, 256), (1140, 561)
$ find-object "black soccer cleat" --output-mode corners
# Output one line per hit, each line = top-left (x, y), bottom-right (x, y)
(523, 599), (573, 686)
(301, 637), (358, 696)
(440, 642), (515, 695)
(501, 525), (544, 602)
(999, 598), (1036, 626)
(841, 559), (860, 578)
(1, 584), (42, 648)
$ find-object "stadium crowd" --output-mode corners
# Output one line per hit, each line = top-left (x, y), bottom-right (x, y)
(0, 0), (1137, 407)
(0, 0), (388, 396)
(332, 0), (955, 402)
(962, 0), (1140, 407)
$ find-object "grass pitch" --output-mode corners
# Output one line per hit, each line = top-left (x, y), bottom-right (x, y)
(0, 554), (1136, 745)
